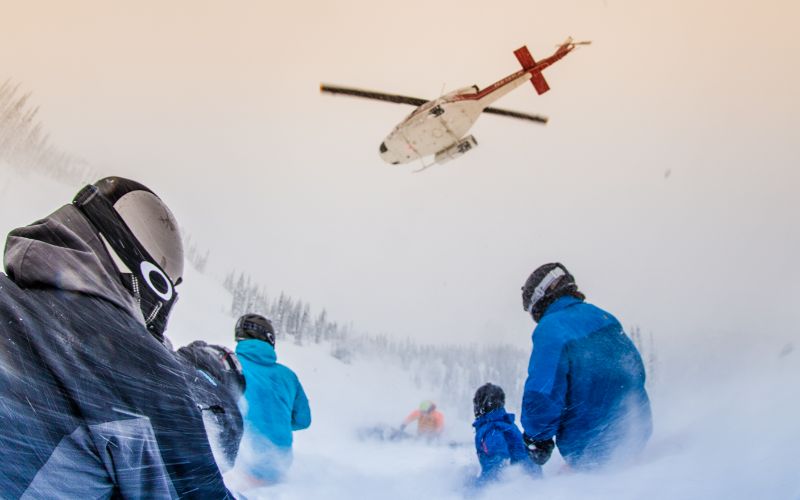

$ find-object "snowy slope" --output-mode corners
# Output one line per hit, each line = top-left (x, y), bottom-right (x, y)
(1, 166), (799, 499)
(170, 258), (481, 498)
(179, 260), (800, 500)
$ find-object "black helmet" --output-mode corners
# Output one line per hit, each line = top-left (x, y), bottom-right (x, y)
(235, 313), (275, 346)
(73, 177), (183, 339)
(473, 383), (505, 418)
(521, 262), (583, 322)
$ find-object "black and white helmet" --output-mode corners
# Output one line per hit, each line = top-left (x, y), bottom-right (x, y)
(473, 383), (505, 418)
(235, 313), (276, 347)
(521, 262), (581, 322)
(73, 177), (183, 339)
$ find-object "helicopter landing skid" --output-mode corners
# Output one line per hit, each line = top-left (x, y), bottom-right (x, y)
(412, 159), (437, 174)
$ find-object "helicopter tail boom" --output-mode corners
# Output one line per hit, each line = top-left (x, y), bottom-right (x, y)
(514, 45), (550, 95)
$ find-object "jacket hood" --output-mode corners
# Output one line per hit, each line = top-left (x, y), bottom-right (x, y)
(235, 339), (277, 366)
(473, 408), (516, 428)
(3, 204), (143, 323)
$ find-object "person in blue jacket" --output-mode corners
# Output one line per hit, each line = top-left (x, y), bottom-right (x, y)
(472, 383), (541, 487)
(234, 313), (311, 485)
(520, 263), (652, 471)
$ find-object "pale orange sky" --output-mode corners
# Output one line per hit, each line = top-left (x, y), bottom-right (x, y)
(1, 0), (798, 346)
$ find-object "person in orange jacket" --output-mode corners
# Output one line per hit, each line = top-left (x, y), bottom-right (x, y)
(400, 400), (444, 440)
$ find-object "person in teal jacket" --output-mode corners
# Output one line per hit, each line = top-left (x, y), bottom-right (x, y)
(234, 313), (311, 484)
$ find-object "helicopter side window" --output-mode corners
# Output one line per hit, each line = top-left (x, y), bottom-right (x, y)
(429, 105), (444, 117)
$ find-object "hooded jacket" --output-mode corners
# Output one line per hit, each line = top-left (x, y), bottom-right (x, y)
(235, 339), (311, 450)
(521, 295), (652, 468)
(473, 408), (540, 485)
(0, 205), (230, 498)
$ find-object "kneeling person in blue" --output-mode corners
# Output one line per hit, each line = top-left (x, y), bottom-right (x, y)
(520, 263), (652, 470)
(472, 383), (540, 486)
(234, 314), (311, 485)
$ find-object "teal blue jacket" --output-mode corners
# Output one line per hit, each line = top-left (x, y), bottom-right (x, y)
(236, 340), (311, 449)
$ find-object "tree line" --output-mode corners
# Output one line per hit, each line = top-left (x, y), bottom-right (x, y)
(224, 268), (659, 417)
(224, 270), (349, 346)
(0, 80), (95, 184)
(2, 80), (212, 275)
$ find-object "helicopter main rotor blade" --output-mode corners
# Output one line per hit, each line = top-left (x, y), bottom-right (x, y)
(321, 84), (547, 124)
(320, 84), (428, 107)
(482, 106), (549, 124)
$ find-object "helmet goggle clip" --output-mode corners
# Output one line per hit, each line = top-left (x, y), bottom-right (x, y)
(526, 267), (566, 313)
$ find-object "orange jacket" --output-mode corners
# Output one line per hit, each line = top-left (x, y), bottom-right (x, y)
(403, 409), (444, 435)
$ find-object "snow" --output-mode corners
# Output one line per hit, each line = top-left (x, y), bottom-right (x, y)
(167, 177), (800, 499)
(1, 166), (799, 499)
(223, 332), (799, 500)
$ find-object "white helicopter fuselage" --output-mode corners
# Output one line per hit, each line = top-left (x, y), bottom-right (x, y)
(379, 73), (533, 165)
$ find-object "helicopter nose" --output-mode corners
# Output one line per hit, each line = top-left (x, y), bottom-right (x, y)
(379, 139), (403, 164)
(379, 142), (398, 164)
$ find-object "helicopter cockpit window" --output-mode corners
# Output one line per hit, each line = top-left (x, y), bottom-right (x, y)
(429, 105), (444, 117)
(405, 100), (437, 121)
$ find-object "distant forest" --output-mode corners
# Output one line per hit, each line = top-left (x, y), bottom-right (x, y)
(0, 80), (95, 184)
(224, 269), (658, 417)
(0, 80), (208, 272)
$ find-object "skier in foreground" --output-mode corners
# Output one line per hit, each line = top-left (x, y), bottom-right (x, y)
(0, 177), (231, 497)
(234, 313), (311, 486)
(471, 383), (540, 487)
(520, 263), (652, 471)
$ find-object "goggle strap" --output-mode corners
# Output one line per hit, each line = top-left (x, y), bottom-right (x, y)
(528, 267), (566, 313)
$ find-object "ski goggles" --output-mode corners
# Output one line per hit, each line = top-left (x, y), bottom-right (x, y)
(525, 267), (566, 313)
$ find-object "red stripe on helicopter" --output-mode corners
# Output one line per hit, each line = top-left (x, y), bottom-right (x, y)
(450, 69), (530, 102)
(450, 43), (565, 103)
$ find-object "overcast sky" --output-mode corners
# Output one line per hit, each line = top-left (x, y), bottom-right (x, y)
(2, 0), (798, 350)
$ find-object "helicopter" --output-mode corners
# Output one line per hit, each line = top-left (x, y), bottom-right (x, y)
(321, 37), (589, 171)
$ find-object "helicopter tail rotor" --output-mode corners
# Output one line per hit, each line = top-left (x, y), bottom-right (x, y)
(514, 46), (550, 95)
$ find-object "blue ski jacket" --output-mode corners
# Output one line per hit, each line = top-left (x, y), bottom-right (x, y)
(473, 408), (540, 485)
(236, 339), (311, 450)
(521, 296), (652, 468)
